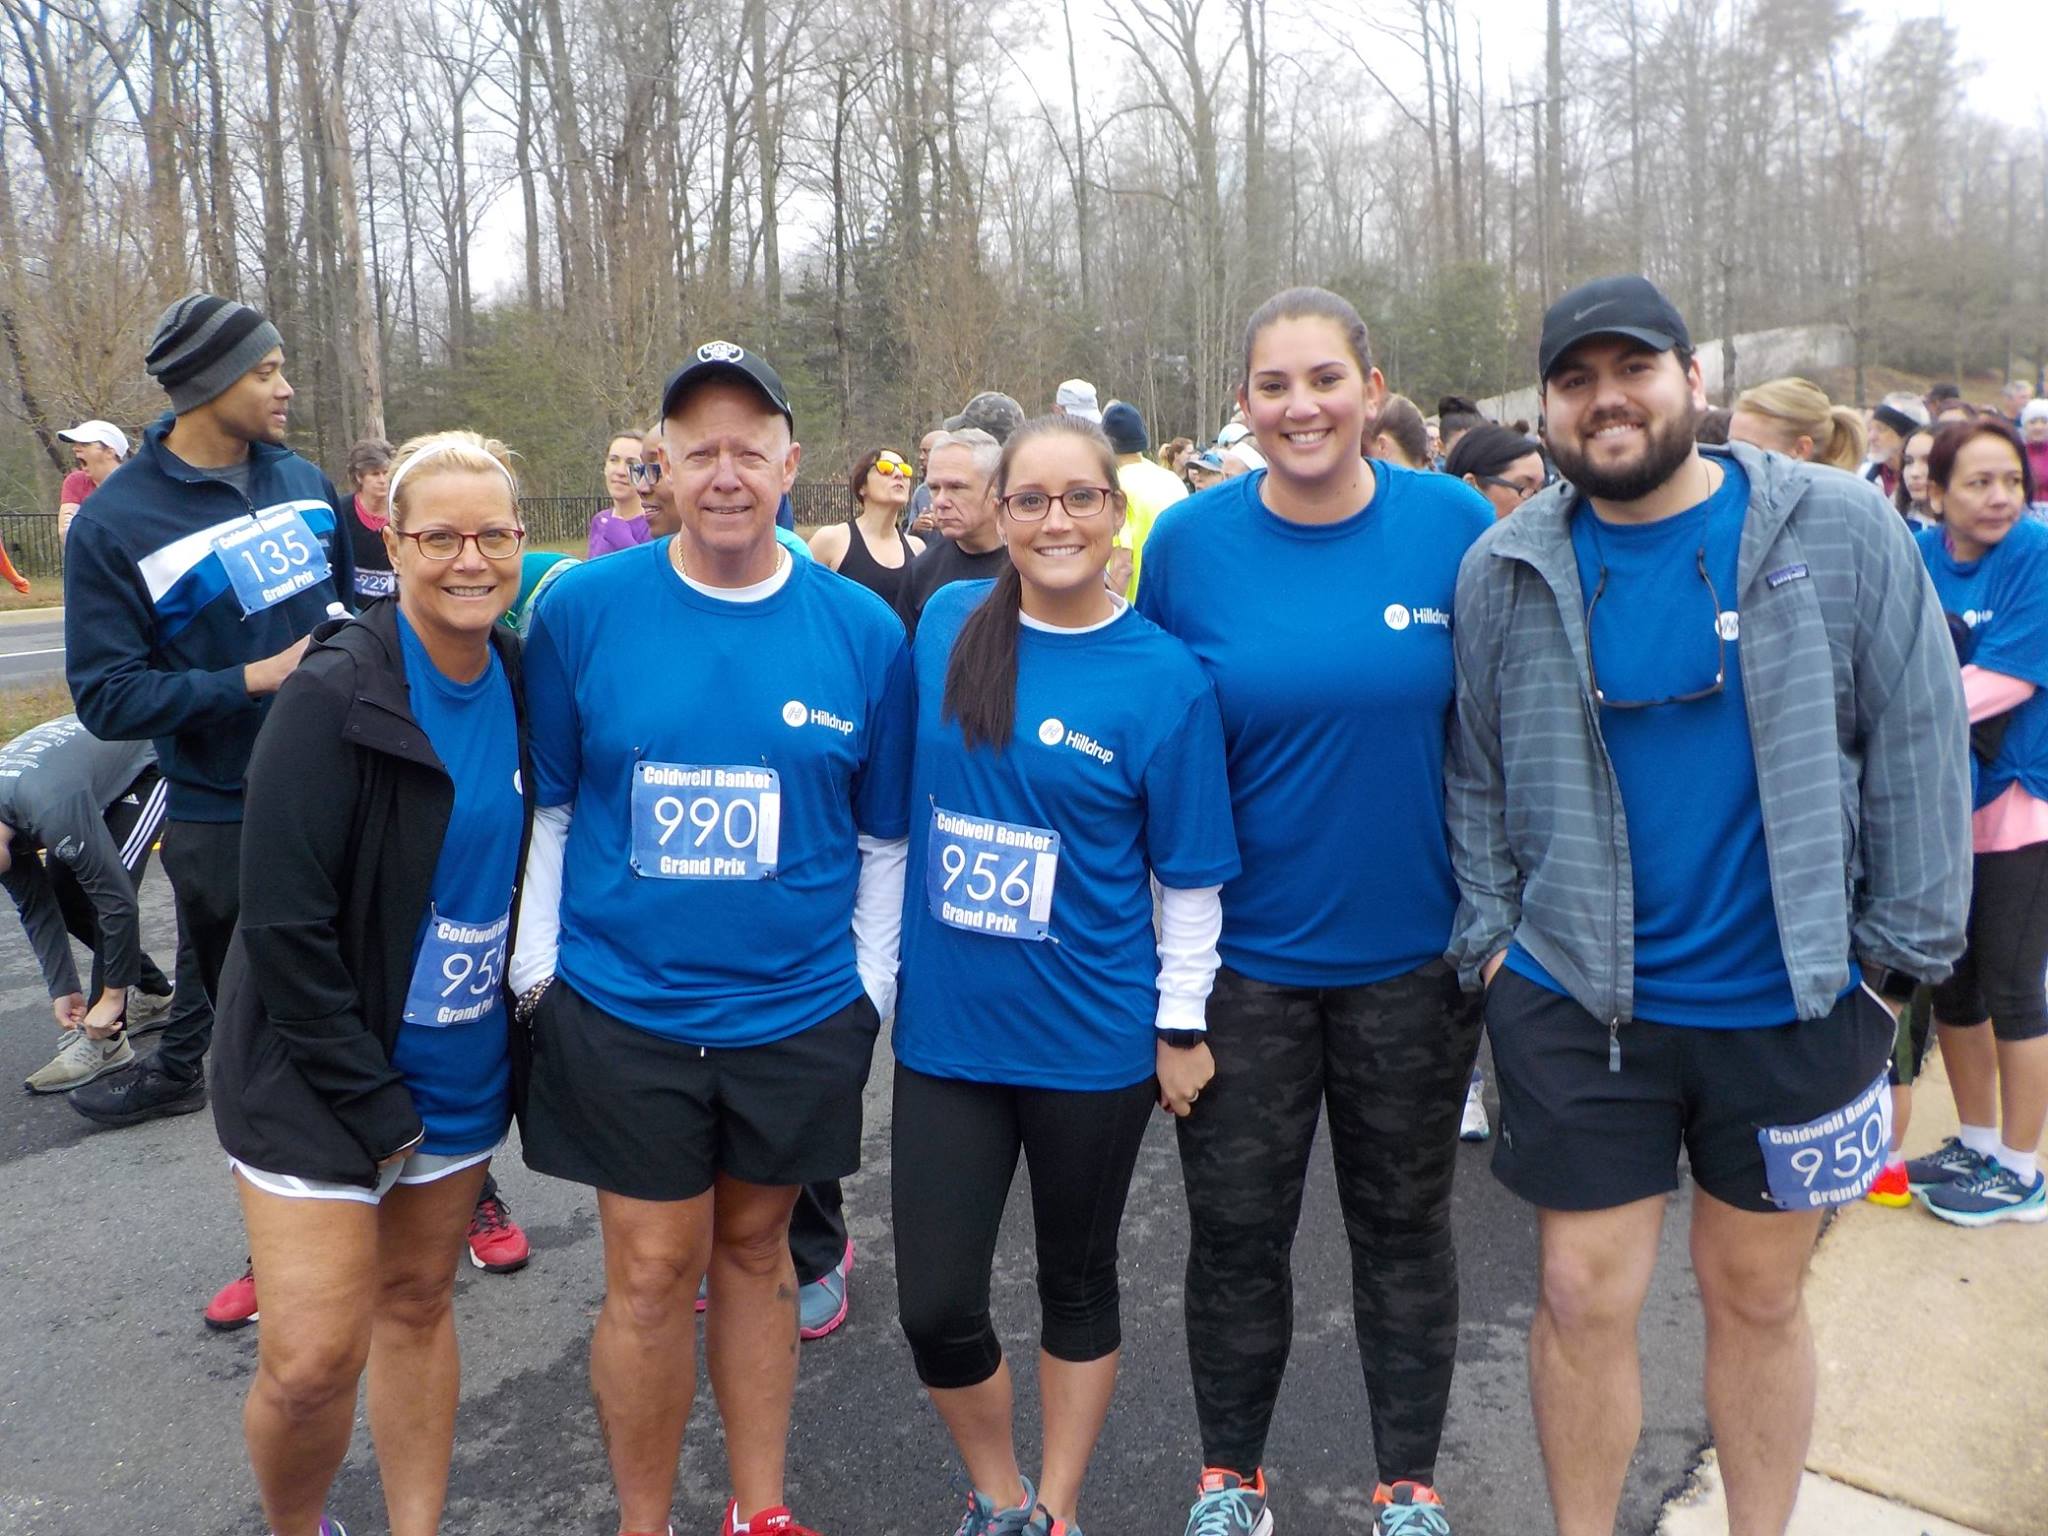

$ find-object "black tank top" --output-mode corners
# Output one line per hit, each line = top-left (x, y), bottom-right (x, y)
(836, 519), (913, 608)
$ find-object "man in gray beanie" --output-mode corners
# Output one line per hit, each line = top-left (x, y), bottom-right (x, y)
(62, 292), (354, 1137)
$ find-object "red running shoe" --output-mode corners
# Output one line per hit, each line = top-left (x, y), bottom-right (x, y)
(204, 1259), (258, 1331)
(468, 1189), (532, 1273)
(721, 1501), (822, 1535)
(1866, 1159), (1912, 1207)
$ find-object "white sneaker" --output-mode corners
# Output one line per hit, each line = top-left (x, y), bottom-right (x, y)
(1459, 1073), (1491, 1142)
(25, 1030), (135, 1094)
(125, 987), (176, 1034)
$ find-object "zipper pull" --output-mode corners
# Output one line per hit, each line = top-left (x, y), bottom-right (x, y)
(1608, 1019), (1622, 1074)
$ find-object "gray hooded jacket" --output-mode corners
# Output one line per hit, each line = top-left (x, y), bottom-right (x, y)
(1446, 441), (1970, 1024)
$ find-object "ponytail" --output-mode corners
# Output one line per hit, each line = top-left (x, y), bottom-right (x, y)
(1819, 406), (1867, 473)
(942, 564), (1025, 751)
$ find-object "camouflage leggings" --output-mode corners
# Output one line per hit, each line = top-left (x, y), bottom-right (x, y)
(1177, 957), (1482, 1484)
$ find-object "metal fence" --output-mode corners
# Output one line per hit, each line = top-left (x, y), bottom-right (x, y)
(0, 513), (62, 578)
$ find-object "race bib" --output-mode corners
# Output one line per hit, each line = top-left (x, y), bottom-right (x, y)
(1757, 1070), (1892, 1210)
(214, 508), (333, 616)
(630, 762), (781, 879)
(402, 907), (509, 1027)
(925, 805), (1060, 941)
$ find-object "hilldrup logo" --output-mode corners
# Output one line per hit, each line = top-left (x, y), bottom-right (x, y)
(1038, 716), (1113, 765)
(784, 698), (855, 735)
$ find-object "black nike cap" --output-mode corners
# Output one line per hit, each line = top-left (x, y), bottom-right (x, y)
(660, 339), (794, 428)
(1538, 275), (1692, 382)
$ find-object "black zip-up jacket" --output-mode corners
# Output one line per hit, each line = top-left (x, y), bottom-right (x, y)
(209, 600), (535, 1186)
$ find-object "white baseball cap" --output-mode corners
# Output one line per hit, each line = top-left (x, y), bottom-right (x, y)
(1055, 379), (1102, 423)
(57, 419), (129, 457)
(2022, 398), (2048, 426)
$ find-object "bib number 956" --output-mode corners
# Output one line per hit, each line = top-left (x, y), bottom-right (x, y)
(925, 805), (1059, 941)
(630, 762), (782, 879)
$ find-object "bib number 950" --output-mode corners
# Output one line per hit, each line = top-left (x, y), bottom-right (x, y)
(925, 805), (1059, 941)
(630, 762), (782, 879)
(1757, 1070), (1893, 1210)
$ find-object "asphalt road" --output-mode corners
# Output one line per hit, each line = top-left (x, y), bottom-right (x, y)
(0, 615), (65, 686)
(0, 873), (1713, 1536)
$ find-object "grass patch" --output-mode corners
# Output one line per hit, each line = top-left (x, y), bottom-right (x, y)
(0, 584), (65, 613)
(0, 679), (75, 741)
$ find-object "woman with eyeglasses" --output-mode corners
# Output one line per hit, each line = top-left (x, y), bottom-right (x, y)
(209, 430), (536, 1536)
(1138, 288), (1494, 1536)
(807, 447), (927, 607)
(1445, 424), (1547, 520)
(588, 429), (653, 557)
(893, 414), (1238, 1536)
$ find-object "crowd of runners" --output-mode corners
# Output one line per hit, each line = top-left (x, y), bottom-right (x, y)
(7, 273), (2046, 1536)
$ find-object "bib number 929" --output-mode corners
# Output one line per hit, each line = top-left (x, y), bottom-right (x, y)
(630, 761), (782, 879)
(925, 805), (1059, 941)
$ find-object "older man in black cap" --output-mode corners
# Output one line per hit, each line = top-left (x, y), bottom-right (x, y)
(63, 292), (353, 1129)
(511, 339), (911, 1536)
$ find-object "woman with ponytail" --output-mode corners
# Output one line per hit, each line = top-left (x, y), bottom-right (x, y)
(1729, 376), (1867, 471)
(210, 430), (535, 1536)
(892, 415), (1238, 1536)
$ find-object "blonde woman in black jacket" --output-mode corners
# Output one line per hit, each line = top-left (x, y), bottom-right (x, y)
(209, 431), (535, 1536)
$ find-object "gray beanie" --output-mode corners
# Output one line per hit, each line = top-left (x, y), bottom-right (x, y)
(145, 293), (285, 414)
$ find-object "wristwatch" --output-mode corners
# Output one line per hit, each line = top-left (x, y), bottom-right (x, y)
(514, 976), (554, 1025)
(1862, 964), (1920, 1003)
(1157, 1028), (1207, 1050)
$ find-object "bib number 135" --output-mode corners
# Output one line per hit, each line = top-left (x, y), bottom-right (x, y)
(213, 508), (332, 616)
(630, 762), (782, 879)
(925, 805), (1059, 941)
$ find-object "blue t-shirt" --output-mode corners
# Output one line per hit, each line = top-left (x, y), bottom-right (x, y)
(525, 543), (914, 1046)
(389, 612), (523, 1153)
(1136, 462), (1494, 986)
(1919, 517), (2048, 809)
(895, 582), (1240, 1090)
(1508, 458), (1822, 1028)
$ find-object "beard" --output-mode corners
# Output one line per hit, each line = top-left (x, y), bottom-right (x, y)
(1546, 400), (1701, 502)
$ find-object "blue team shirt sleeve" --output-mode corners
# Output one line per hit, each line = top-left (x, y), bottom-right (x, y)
(855, 635), (915, 839)
(523, 603), (581, 808)
(1142, 682), (1240, 889)
(1973, 531), (2048, 688)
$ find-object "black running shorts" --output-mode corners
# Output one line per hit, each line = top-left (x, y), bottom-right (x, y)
(1487, 969), (1896, 1214)
(522, 979), (880, 1201)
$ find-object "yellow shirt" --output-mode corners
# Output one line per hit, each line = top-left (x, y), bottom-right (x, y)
(1115, 457), (1189, 597)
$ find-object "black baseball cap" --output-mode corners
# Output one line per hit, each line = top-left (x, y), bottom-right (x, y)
(660, 340), (794, 427)
(1538, 275), (1691, 382)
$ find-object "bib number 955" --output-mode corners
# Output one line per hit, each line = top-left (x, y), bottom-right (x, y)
(630, 762), (782, 879)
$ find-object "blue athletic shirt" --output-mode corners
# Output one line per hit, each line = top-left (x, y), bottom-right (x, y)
(1136, 461), (1494, 986)
(1507, 458), (1837, 1028)
(895, 581), (1240, 1091)
(1918, 517), (2048, 810)
(389, 611), (522, 1153)
(525, 542), (914, 1046)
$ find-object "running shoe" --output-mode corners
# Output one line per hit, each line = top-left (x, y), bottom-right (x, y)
(1905, 1137), (1984, 1194)
(799, 1240), (854, 1340)
(315, 1520), (350, 1536)
(1183, 1468), (1272, 1536)
(1458, 1073), (1490, 1142)
(1372, 1481), (1451, 1536)
(720, 1502), (822, 1535)
(124, 987), (175, 1036)
(1020, 1514), (1081, 1536)
(1922, 1162), (2048, 1227)
(467, 1189), (532, 1273)
(205, 1259), (258, 1331)
(949, 1476), (1036, 1536)
(24, 1030), (133, 1093)
(1864, 1160), (1912, 1207)
(697, 1275), (708, 1313)
(68, 1058), (206, 1126)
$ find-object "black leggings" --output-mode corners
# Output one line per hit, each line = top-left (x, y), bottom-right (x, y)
(892, 1062), (1154, 1390)
(1933, 842), (2048, 1042)
(1178, 958), (1482, 1485)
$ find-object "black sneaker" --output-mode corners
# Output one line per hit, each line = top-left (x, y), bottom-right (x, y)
(68, 1059), (206, 1127)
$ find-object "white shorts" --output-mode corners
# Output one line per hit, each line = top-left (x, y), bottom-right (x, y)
(230, 1144), (497, 1205)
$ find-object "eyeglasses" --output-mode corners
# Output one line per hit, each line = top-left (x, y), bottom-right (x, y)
(1584, 544), (1726, 709)
(998, 486), (1120, 521)
(396, 526), (527, 561)
(873, 454), (914, 478)
(1478, 473), (1544, 503)
(628, 461), (662, 488)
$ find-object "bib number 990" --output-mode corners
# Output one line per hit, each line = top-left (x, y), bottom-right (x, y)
(630, 762), (782, 879)
(925, 805), (1059, 941)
